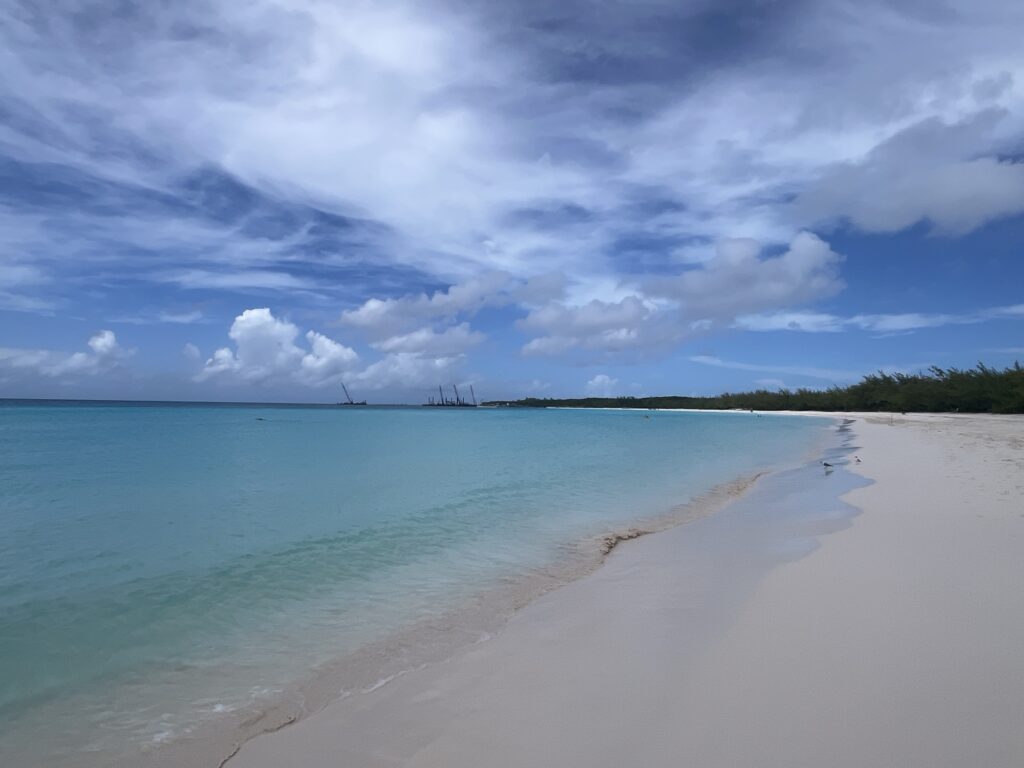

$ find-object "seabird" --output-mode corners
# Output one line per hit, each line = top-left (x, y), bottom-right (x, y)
(822, 461), (833, 468)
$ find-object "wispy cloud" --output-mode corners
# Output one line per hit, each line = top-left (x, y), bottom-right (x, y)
(2, 0), (1023, 317)
(735, 304), (1024, 334)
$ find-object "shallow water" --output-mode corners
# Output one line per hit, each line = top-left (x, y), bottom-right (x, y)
(0, 403), (829, 766)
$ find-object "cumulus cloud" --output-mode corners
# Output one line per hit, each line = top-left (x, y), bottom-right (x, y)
(0, 330), (128, 377)
(198, 308), (358, 386)
(197, 307), (471, 392)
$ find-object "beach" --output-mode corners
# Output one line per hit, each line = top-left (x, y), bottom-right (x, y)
(0, 404), (827, 767)
(228, 412), (1024, 768)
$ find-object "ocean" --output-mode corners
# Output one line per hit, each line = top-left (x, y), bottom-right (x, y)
(0, 402), (831, 766)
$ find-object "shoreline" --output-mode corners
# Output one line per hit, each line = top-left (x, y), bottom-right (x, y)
(132, 417), (840, 768)
(225, 412), (1024, 768)
(216, 417), (855, 767)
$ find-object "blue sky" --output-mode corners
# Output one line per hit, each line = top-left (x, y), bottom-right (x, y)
(0, 0), (1022, 403)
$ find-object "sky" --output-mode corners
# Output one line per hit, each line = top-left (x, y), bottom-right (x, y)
(0, 0), (1022, 403)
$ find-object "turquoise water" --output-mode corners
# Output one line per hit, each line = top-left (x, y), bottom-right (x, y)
(0, 402), (827, 766)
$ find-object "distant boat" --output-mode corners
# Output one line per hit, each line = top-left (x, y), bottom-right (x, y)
(338, 383), (367, 406)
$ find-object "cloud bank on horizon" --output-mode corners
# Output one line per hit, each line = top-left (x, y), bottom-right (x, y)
(0, 0), (1022, 401)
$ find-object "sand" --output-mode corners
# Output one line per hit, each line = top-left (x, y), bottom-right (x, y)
(227, 413), (1024, 768)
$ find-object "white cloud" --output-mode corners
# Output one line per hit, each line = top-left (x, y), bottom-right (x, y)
(159, 310), (204, 325)
(519, 232), (845, 359)
(157, 270), (317, 293)
(300, 331), (361, 384)
(4, 0), (1022, 324)
(373, 323), (484, 356)
(182, 342), (201, 360)
(0, 330), (128, 378)
(354, 352), (458, 391)
(198, 308), (358, 386)
(2, 0), (1024, 391)
(796, 111), (1024, 234)
(341, 272), (522, 338)
(196, 307), (469, 393)
(734, 312), (846, 333)
(736, 303), (1024, 334)
(648, 232), (845, 322)
(585, 373), (619, 397)
(520, 296), (666, 358)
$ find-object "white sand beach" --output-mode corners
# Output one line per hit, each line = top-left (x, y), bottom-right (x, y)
(227, 413), (1024, 768)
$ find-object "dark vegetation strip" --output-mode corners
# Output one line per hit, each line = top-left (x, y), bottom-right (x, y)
(484, 363), (1024, 414)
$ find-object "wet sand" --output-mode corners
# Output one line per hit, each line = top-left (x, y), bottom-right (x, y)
(227, 413), (1024, 768)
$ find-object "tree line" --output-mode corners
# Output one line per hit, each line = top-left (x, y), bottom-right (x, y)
(484, 363), (1024, 413)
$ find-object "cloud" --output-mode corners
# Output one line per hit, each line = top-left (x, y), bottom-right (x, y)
(0, 330), (129, 378)
(373, 323), (484, 356)
(648, 232), (845, 322)
(796, 111), (1024, 235)
(688, 355), (862, 383)
(520, 295), (676, 359)
(585, 373), (619, 397)
(520, 232), (845, 360)
(689, 354), (939, 386)
(341, 271), (531, 338)
(0, 259), (52, 313)
(3, 0), (1023, 328)
(197, 307), (468, 393)
(182, 342), (201, 360)
(3, 0), (1024, 401)
(353, 352), (459, 391)
(157, 270), (317, 293)
(735, 303), (1024, 334)
(158, 310), (204, 325)
(198, 308), (358, 386)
